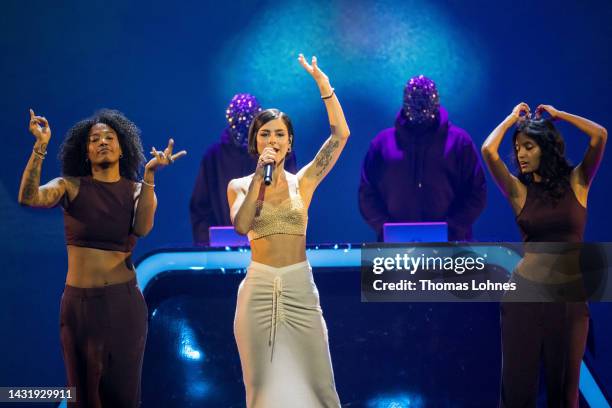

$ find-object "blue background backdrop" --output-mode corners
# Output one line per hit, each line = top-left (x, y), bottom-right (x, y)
(1, 0), (611, 403)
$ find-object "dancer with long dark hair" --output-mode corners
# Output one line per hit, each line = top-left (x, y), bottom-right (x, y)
(228, 55), (349, 407)
(18, 109), (185, 407)
(481, 102), (607, 407)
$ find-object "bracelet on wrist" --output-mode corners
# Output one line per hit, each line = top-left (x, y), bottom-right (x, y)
(33, 147), (47, 159)
(321, 88), (335, 100)
(141, 179), (155, 188)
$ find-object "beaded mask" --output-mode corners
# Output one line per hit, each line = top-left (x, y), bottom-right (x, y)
(402, 75), (440, 127)
(226, 94), (262, 147)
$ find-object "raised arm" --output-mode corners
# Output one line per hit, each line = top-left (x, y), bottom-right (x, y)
(296, 55), (350, 192)
(536, 105), (607, 186)
(18, 109), (67, 208)
(481, 102), (529, 200)
(133, 138), (186, 237)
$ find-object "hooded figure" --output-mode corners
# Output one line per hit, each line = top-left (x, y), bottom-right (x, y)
(190, 94), (298, 244)
(359, 76), (486, 241)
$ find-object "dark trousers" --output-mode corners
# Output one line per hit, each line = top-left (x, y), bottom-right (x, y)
(60, 278), (148, 408)
(500, 302), (589, 408)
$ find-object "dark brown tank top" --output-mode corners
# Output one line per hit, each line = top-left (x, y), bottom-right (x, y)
(63, 176), (137, 252)
(516, 182), (587, 242)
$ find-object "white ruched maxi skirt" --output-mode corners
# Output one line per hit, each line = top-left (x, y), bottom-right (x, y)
(234, 261), (341, 408)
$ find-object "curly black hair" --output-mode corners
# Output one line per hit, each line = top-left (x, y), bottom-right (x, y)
(58, 109), (145, 181)
(512, 118), (573, 202)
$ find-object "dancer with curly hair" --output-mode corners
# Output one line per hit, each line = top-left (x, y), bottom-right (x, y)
(18, 109), (186, 407)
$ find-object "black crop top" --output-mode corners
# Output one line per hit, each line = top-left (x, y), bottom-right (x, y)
(63, 176), (138, 252)
(516, 182), (587, 243)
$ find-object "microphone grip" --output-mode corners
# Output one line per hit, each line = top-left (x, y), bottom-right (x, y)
(263, 163), (274, 186)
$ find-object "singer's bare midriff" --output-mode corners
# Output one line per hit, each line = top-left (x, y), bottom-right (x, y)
(250, 234), (307, 267)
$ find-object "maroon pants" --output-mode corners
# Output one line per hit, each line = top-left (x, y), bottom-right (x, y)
(500, 302), (589, 408)
(60, 278), (148, 408)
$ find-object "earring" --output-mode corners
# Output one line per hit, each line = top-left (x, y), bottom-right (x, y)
(120, 153), (124, 159)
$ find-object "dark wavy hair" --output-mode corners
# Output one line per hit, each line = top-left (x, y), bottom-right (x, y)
(58, 109), (145, 181)
(512, 118), (573, 201)
(247, 109), (295, 157)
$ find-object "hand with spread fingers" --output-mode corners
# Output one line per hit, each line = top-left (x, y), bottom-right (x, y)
(145, 138), (187, 172)
(535, 104), (560, 120)
(298, 54), (333, 97)
(29, 109), (51, 143)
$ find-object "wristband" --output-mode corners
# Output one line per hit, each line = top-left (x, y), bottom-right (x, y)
(321, 88), (335, 100)
(33, 147), (47, 159)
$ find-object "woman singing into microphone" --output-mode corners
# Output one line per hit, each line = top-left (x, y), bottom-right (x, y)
(227, 54), (350, 407)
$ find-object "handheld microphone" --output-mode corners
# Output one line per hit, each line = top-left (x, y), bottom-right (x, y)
(263, 163), (274, 185)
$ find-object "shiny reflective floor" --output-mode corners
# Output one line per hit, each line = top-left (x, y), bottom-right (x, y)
(141, 268), (506, 407)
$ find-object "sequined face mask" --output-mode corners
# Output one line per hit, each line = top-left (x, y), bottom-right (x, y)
(402, 75), (440, 128)
(226, 93), (262, 147)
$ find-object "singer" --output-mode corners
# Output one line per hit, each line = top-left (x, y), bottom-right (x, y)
(227, 54), (350, 407)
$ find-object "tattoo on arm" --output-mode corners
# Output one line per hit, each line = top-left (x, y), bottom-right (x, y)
(314, 139), (340, 177)
(21, 156), (42, 203)
(20, 152), (66, 207)
(39, 184), (64, 205)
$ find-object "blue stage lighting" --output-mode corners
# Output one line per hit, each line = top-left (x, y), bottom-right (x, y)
(366, 392), (425, 408)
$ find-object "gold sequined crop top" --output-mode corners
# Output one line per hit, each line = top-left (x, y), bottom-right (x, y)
(247, 181), (308, 241)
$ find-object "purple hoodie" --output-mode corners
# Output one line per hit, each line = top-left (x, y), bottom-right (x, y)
(359, 106), (486, 241)
(190, 129), (297, 244)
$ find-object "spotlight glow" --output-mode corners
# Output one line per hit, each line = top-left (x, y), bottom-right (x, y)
(366, 392), (425, 408)
(216, 0), (485, 118)
(178, 324), (204, 361)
